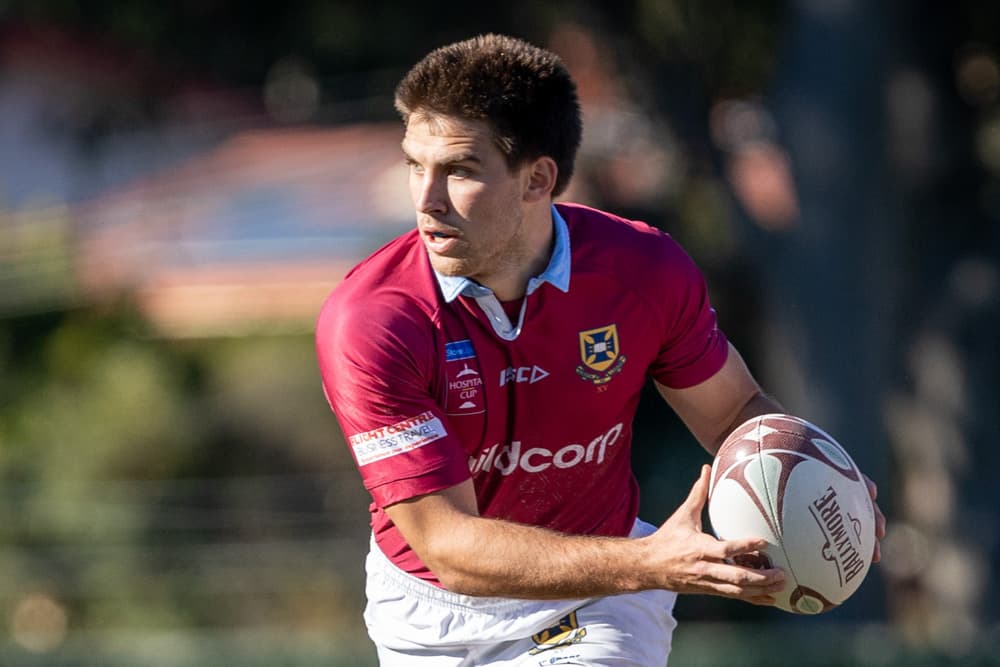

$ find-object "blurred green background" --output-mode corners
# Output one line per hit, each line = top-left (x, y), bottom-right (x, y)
(1, 1), (998, 665)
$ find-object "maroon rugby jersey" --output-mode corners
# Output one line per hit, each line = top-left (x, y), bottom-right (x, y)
(316, 202), (729, 583)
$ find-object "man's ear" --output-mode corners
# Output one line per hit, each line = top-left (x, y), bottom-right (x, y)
(523, 157), (558, 202)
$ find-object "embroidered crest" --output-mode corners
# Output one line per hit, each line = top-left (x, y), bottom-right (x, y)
(576, 324), (626, 385)
(529, 610), (587, 655)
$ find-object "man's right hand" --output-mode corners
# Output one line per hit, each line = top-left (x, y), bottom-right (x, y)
(384, 465), (785, 603)
(641, 464), (786, 606)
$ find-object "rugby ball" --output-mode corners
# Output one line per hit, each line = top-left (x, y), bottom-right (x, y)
(708, 414), (875, 614)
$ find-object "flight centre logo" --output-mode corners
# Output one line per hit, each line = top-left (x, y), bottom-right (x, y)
(575, 324), (626, 385)
(528, 610), (587, 655)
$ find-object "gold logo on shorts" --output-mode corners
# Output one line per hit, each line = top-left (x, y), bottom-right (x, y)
(529, 610), (587, 655)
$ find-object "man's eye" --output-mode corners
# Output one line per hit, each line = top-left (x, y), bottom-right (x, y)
(448, 166), (470, 177)
(407, 161), (424, 174)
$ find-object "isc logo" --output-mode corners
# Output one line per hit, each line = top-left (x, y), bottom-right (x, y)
(500, 365), (549, 386)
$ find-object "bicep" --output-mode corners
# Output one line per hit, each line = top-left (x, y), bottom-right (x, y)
(655, 342), (771, 454)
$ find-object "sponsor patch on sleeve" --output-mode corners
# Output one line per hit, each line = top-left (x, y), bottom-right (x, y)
(445, 339), (476, 362)
(348, 411), (448, 467)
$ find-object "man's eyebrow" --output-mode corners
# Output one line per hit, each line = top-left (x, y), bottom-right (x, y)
(400, 146), (482, 165)
(441, 153), (482, 165)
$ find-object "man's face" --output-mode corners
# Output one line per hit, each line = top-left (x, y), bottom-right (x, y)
(401, 115), (531, 288)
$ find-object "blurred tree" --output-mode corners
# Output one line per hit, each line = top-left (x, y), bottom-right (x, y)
(0, 305), (371, 649)
(0, 306), (203, 632)
(874, 0), (1000, 652)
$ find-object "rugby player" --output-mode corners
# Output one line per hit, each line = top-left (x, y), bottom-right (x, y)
(316, 33), (884, 666)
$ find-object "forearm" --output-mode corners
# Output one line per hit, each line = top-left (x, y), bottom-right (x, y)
(386, 471), (785, 603)
(421, 513), (653, 599)
(394, 469), (785, 603)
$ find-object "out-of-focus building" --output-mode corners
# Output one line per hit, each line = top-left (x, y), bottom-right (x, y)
(0, 22), (413, 334)
(0, 21), (260, 318)
(74, 124), (412, 337)
(0, 21), (259, 207)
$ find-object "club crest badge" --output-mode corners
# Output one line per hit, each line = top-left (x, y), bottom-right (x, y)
(575, 324), (626, 385)
(528, 610), (587, 655)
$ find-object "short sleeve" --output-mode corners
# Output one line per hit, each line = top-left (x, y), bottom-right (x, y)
(316, 293), (470, 508)
(646, 238), (729, 388)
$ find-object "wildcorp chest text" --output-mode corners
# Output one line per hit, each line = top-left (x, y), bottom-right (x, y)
(469, 423), (624, 476)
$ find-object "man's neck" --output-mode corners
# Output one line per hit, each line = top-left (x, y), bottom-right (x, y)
(484, 204), (554, 302)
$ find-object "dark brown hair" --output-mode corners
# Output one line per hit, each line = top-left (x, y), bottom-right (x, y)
(395, 34), (582, 196)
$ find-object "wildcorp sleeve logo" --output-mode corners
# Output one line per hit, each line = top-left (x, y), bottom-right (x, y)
(349, 411), (447, 467)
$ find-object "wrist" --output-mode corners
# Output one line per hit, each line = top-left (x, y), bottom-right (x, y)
(622, 536), (659, 592)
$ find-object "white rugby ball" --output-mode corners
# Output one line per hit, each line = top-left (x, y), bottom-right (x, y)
(708, 414), (876, 614)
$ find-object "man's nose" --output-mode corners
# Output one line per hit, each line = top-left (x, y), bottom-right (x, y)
(414, 172), (448, 215)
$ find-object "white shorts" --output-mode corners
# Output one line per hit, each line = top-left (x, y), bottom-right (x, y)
(363, 519), (678, 666)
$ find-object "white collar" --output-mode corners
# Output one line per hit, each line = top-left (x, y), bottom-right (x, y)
(434, 204), (571, 303)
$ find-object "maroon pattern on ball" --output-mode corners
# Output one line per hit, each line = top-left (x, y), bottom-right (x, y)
(767, 451), (811, 532)
(789, 585), (837, 614)
(713, 436), (760, 473)
(732, 552), (773, 569)
(755, 416), (861, 483)
(714, 417), (860, 537)
(716, 455), (780, 538)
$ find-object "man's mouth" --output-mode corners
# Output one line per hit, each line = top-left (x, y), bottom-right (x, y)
(422, 228), (462, 254)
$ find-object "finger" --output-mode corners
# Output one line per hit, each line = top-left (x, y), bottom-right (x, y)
(864, 474), (878, 501)
(679, 464), (711, 525)
(694, 575), (785, 601)
(874, 503), (887, 539)
(699, 561), (786, 588)
(746, 595), (777, 606)
(719, 536), (772, 559)
(862, 475), (885, 535)
(873, 505), (886, 563)
(863, 474), (886, 563)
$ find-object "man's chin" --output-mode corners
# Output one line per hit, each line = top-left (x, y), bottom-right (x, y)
(428, 255), (472, 277)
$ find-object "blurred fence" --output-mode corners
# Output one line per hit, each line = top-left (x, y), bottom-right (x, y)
(2, 621), (998, 666)
(0, 471), (373, 662)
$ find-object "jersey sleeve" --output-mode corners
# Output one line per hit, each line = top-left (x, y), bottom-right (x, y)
(316, 292), (470, 508)
(646, 236), (729, 388)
